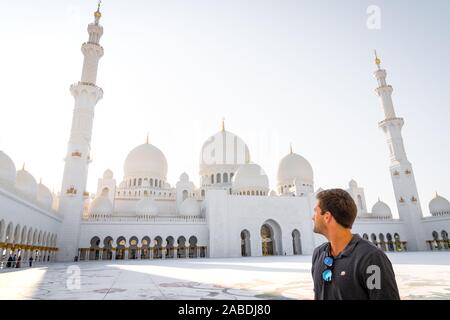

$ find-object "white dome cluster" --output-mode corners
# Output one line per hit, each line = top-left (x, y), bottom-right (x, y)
(0, 151), (54, 211)
(429, 193), (450, 216)
(232, 162), (269, 196)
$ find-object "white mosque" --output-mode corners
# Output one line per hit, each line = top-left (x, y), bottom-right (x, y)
(0, 5), (449, 265)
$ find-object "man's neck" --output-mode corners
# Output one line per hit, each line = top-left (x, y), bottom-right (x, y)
(327, 230), (353, 257)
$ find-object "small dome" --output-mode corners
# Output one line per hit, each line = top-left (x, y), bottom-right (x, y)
(103, 169), (113, 179)
(277, 152), (313, 186)
(429, 193), (450, 216)
(349, 179), (358, 188)
(371, 199), (392, 218)
(124, 143), (168, 179)
(180, 172), (189, 182)
(0, 151), (16, 185)
(37, 182), (53, 210)
(179, 198), (201, 216)
(89, 195), (113, 215)
(15, 168), (37, 198)
(136, 197), (158, 216)
(232, 163), (269, 192)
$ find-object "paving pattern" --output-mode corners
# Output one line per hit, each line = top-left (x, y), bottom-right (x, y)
(0, 252), (449, 300)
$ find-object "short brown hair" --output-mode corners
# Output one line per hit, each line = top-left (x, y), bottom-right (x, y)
(316, 188), (357, 228)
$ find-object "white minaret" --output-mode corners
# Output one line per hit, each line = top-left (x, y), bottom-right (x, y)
(56, 3), (104, 261)
(373, 52), (426, 251)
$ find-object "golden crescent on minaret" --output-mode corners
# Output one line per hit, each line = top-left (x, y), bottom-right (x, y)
(374, 50), (381, 68)
(221, 118), (225, 131)
(94, 0), (102, 19)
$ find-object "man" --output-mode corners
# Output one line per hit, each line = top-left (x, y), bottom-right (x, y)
(311, 188), (400, 300)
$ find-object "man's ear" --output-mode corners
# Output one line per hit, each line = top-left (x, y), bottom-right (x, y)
(324, 212), (333, 224)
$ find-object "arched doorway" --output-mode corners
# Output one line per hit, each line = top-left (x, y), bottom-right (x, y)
(141, 236), (150, 259)
(386, 233), (394, 251)
(89, 236), (100, 260)
(177, 236), (186, 258)
(442, 230), (449, 250)
(240, 230), (251, 257)
(260, 220), (283, 256)
(116, 237), (126, 260)
(189, 236), (198, 258)
(166, 236), (174, 258)
(292, 229), (302, 255)
(103, 237), (113, 260)
(378, 233), (386, 251)
(370, 233), (378, 248)
(129, 236), (138, 259)
(153, 236), (162, 259)
(394, 233), (403, 251)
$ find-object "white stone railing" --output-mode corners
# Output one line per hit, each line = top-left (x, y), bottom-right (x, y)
(84, 215), (207, 224)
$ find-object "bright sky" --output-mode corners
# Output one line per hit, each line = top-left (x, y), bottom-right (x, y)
(1, 0), (449, 218)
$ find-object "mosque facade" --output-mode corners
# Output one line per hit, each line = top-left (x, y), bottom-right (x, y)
(0, 5), (449, 264)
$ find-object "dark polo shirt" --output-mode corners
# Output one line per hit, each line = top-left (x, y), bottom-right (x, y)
(311, 234), (400, 300)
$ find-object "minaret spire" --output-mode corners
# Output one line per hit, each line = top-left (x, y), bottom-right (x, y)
(57, 3), (105, 262)
(374, 50), (381, 70)
(373, 54), (425, 251)
(94, 0), (102, 25)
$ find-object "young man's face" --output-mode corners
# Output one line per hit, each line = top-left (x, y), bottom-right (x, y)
(312, 200), (327, 235)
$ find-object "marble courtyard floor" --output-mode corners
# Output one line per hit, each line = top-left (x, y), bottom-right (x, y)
(0, 252), (449, 300)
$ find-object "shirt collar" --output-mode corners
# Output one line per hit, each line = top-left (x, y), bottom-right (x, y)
(326, 233), (362, 259)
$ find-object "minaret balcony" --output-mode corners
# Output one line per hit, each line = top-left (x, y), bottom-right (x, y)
(378, 117), (404, 129)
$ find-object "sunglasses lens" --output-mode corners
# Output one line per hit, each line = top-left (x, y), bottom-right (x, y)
(322, 269), (332, 282)
(323, 256), (333, 267)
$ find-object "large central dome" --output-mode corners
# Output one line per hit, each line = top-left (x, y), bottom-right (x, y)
(124, 143), (168, 179)
(200, 128), (250, 170)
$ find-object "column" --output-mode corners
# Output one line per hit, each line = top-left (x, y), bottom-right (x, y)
(173, 246), (178, 259)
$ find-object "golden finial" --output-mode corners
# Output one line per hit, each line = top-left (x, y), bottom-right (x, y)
(289, 143), (293, 154)
(94, 0), (102, 22)
(378, 196), (380, 202)
(146, 132), (149, 144)
(221, 118), (225, 131)
(22, 163), (25, 170)
(374, 50), (381, 69)
(435, 191), (439, 197)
